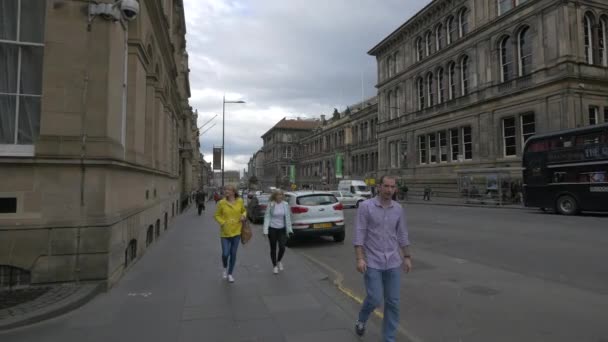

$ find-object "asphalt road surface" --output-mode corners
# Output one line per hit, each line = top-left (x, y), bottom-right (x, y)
(286, 203), (608, 342)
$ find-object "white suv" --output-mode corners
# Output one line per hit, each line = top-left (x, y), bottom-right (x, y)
(284, 191), (345, 242)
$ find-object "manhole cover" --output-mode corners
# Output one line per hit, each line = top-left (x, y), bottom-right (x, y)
(0, 287), (51, 310)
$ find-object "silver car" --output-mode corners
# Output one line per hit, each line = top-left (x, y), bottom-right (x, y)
(284, 191), (345, 242)
(330, 191), (366, 208)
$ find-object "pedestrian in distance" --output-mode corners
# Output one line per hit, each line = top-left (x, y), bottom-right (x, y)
(213, 184), (247, 283)
(195, 189), (206, 215)
(262, 190), (293, 275)
(423, 185), (432, 201)
(353, 175), (412, 342)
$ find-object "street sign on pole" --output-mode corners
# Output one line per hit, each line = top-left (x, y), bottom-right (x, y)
(289, 165), (296, 184)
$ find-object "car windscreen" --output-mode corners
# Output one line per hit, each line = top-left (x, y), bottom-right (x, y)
(296, 194), (338, 206)
(355, 186), (368, 191)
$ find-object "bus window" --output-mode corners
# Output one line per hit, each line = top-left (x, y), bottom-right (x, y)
(528, 141), (549, 152)
(576, 133), (601, 145)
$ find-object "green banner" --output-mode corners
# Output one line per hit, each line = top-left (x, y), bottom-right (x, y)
(289, 165), (296, 183)
(335, 153), (343, 179)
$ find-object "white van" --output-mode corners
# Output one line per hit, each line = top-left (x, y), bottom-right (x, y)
(338, 180), (372, 198)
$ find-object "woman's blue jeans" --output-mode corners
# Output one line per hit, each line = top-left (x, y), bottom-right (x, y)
(220, 236), (240, 275)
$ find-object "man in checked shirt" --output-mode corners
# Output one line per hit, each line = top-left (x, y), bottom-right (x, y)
(353, 175), (412, 342)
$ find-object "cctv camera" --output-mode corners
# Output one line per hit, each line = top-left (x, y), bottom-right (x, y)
(119, 0), (139, 21)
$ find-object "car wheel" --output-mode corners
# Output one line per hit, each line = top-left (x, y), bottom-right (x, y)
(333, 231), (345, 242)
(555, 195), (579, 215)
(355, 200), (363, 208)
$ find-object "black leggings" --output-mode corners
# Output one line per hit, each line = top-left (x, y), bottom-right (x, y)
(268, 227), (287, 267)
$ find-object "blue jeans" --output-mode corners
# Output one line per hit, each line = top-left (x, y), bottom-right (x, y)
(358, 267), (401, 342)
(220, 236), (240, 275)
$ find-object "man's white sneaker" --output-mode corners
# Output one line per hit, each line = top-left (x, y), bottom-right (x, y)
(222, 269), (228, 279)
(273, 266), (279, 275)
(278, 262), (284, 271)
(228, 275), (235, 283)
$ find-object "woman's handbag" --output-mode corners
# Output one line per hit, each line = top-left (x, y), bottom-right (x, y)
(241, 219), (253, 244)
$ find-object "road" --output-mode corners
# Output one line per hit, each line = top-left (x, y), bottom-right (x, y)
(287, 203), (608, 342)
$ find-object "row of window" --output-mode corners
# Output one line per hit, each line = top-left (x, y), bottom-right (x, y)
(303, 130), (346, 155)
(352, 152), (378, 174)
(418, 126), (473, 165)
(502, 113), (535, 157)
(583, 12), (608, 66)
(415, 8), (469, 63)
(415, 56), (470, 111)
(498, 26), (532, 82)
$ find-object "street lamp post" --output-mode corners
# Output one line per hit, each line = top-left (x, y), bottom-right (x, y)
(222, 96), (246, 188)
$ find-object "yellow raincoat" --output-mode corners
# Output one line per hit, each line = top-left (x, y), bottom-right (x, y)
(214, 198), (247, 238)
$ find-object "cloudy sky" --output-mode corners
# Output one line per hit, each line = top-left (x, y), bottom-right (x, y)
(183, 0), (431, 174)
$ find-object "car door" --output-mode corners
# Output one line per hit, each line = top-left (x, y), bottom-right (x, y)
(341, 192), (356, 206)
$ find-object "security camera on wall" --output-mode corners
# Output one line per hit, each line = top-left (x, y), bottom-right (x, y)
(88, 0), (139, 22)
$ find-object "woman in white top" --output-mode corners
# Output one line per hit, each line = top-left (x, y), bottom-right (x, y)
(262, 190), (293, 274)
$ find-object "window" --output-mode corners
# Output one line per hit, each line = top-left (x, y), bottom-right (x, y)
(435, 24), (443, 51)
(584, 13), (594, 64)
(419, 135), (427, 164)
(600, 17), (608, 66)
(447, 16), (457, 45)
(283, 146), (293, 158)
(429, 133), (437, 163)
(387, 90), (393, 120)
(521, 113), (536, 145)
(389, 141), (398, 168)
(425, 31), (433, 56)
(416, 37), (423, 62)
(450, 128), (460, 161)
(400, 140), (408, 166)
(394, 51), (400, 73)
(0, 0), (46, 151)
(589, 106), (599, 125)
(439, 131), (448, 162)
(0, 197), (17, 213)
(498, 0), (514, 15)
(604, 108), (608, 123)
(460, 56), (470, 96)
(417, 77), (425, 110)
(463, 126), (473, 160)
(459, 8), (469, 38)
(518, 27), (532, 76)
(448, 62), (456, 100)
(499, 36), (513, 82)
(503, 117), (517, 156)
(437, 68), (445, 104)
(427, 73), (434, 107)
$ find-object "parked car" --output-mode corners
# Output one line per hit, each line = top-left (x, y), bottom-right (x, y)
(330, 191), (366, 208)
(284, 191), (345, 242)
(247, 194), (270, 224)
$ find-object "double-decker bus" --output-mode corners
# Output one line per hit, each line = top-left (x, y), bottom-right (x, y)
(522, 123), (608, 215)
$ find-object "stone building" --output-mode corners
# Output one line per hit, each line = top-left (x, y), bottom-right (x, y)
(298, 98), (379, 190)
(368, 0), (608, 197)
(0, 0), (196, 288)
(261, 118), (320, 190)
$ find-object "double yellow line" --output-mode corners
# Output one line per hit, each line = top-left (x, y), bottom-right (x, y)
(299, 252), (424, 342)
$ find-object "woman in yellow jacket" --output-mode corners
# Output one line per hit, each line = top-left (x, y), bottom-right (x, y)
(214, 184), (247, 283)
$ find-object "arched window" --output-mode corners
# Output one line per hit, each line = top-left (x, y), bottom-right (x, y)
(417, 77), (425, 110)
(387, 56), (393, 77)
(447, 16), (457, 44)
(425, 31), (433, 56)
(437, 68), (445, 104)
(600, 16), (608, 66)
(387, 90), (393, 120)
(427, 72), (435, 107)
(393, 51), (400, 73)
(460, 56), (470, 96)
(584, 13), (595, 64)
(448, 61), (456, 100)
(499, 36), (513, 82)
(393, 88), (400, 117)
(416, 37), (423, 61)
(518, 26), (532, 76)
(458, 8), (469, 38)
(435, 24), (444, 51)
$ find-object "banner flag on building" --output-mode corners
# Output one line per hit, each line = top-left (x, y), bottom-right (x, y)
(335, 153), (343, 179)
(289, 165), (296, 184)
(213, 147), (222, 170)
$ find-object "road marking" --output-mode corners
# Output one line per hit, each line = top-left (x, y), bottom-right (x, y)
(127, 292), (152, 297)
(299, 252), (424, 342)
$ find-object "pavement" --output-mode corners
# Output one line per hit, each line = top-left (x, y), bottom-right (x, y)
(397, 196), (525, 210)
(0, 203), (397, 342)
